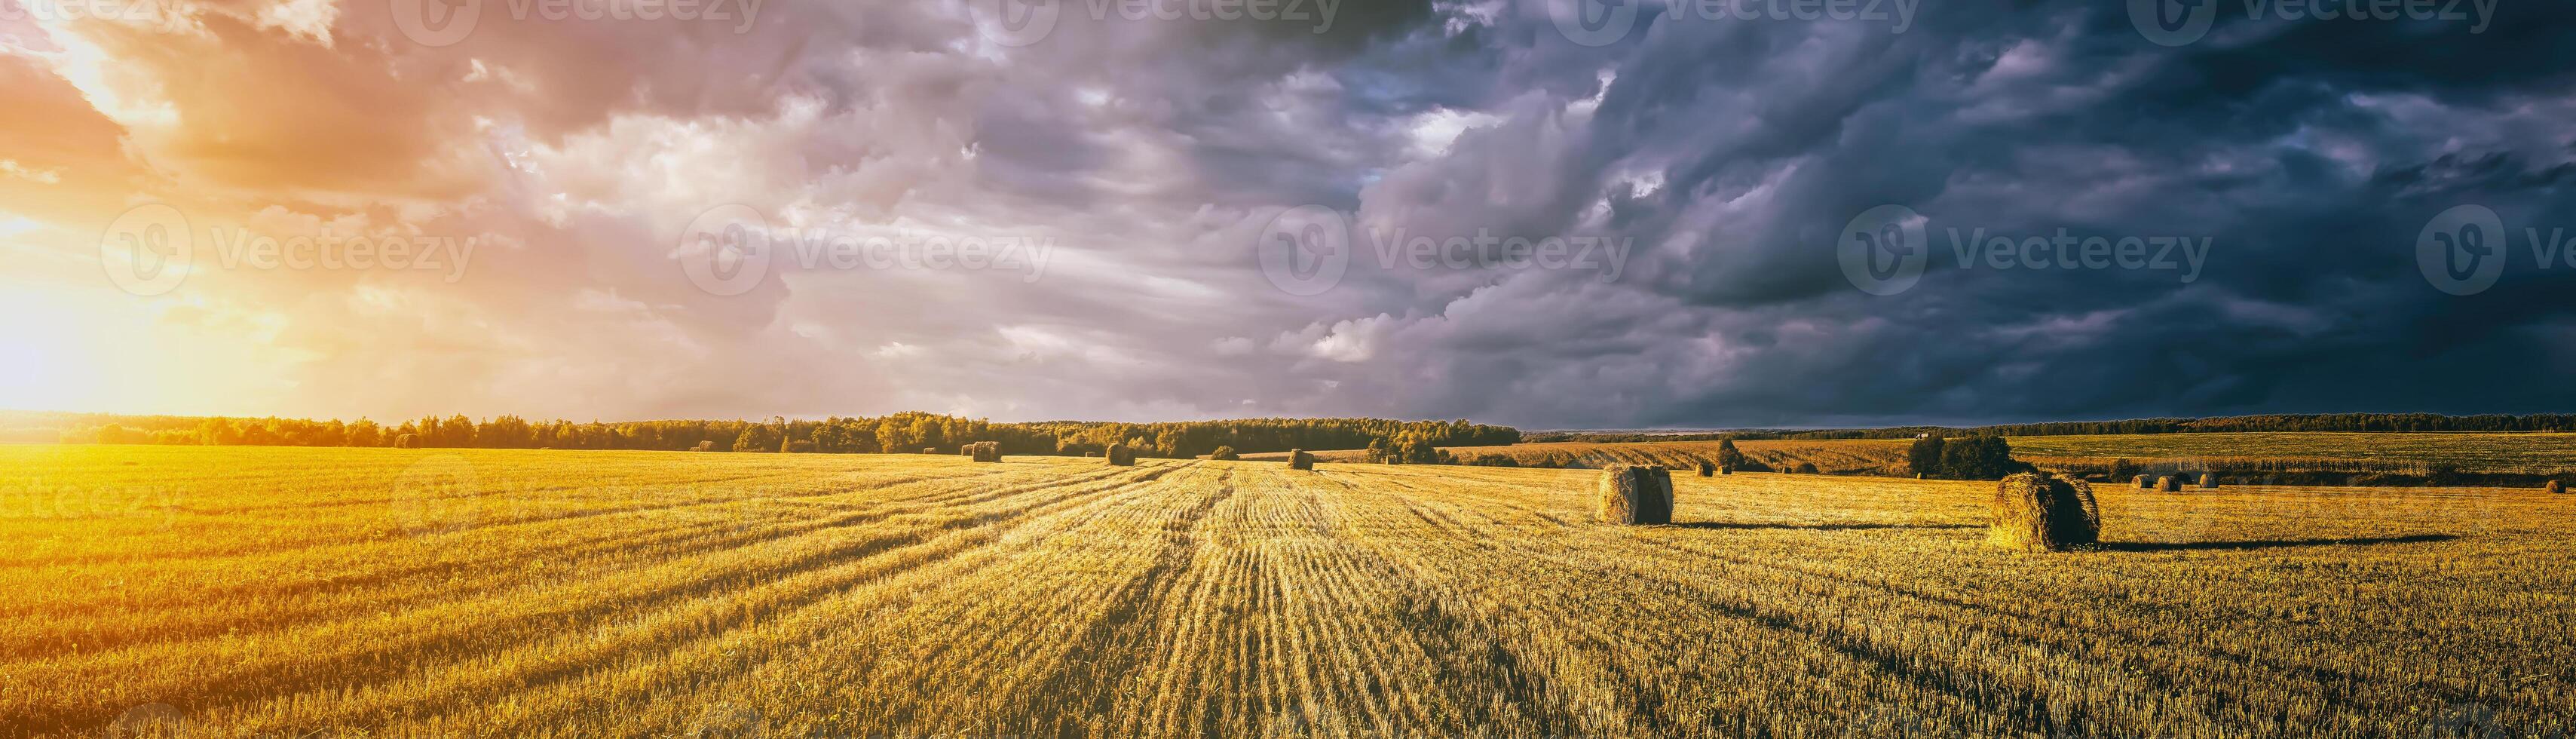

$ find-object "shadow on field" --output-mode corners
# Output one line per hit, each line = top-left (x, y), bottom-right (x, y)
(2103, 534), (2458, 552)
(1673, 521), (1982, 532)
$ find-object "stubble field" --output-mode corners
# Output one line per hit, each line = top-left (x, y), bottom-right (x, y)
(3, 445), (2571, 737)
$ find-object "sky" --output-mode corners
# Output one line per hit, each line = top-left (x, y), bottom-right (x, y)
(0, 0), (2571, 428)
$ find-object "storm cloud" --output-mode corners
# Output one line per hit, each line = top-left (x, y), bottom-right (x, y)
(5, 0), (2571, 425)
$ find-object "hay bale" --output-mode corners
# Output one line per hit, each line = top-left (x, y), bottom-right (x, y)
(969, 441), (1001, 463)
(692, 440), (717, 452)
(923, 447), (937, 455)
(2547, 480), (2565, 495)
(2200, 473), (2220, 489)
(2133, 474), (2152, 489)
(1105, 443), (1135, 466)
(1597, 465), (1675, 525)
(1720, 466), (1733, 475)
(1288, 449), (1316, 471)
(1083, 451), (1098, 458)
(1697, 461), (1715, 477)
(1986, 472), (2101, 552)
(960, 446), (973, 456)
(395, 434), (418, 449)
(2158, 475), (2182, 492)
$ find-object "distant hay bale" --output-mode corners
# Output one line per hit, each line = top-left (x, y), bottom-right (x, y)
(2133, 474), (2152, 489)
(1597, 465), (1675, 525)
(1083, 451), (1098, 458)
(2158, 476), (2182, 492)
(692, 440), (717, 452)
(1288, 449), (1316, 471)
(1105, 443), (1135, 466)
(1986, 472), (2100, 552)
(969, 441), (1001, 463)
(2200, 473), (2219, 489)
(923, 447), (937, 455)
(395, 434), (418, 449)
(1720, 466), (1733, 475)
(2548, 480), (2565, 495)
(960, 446), (973, 456)
(1698, 461), (1715, 477)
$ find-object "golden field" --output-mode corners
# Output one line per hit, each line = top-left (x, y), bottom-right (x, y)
(3, 445), (2572, 737)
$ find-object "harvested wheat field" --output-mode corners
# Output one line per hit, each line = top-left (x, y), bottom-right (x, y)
(5, 445), (2573, 737)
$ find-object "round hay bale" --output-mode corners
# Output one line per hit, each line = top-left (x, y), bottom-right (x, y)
(2133, 474), (2153, 489)
(1083, 451), (1098, 458)
(1597, 464), (1674, 525)
(1987, 472), (2101, 552)
(1720, 466), (1733, 475)
(969, 441), (1002, 463)
(395, 434), (419, 449)
(1105, 443), (1135, 466)
(922, 447), (938, 455)
(1288, 449), (1316, 471)
(692, 440), (717, 452)
(2200, 473), (2220, 489)
(2158, 475), (2182, 493)
(1697, 461), (1716, 477)
(2547, 480), (2565, 495)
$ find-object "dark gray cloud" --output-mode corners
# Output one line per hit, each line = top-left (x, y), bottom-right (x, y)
(34, 0), (2570, 425)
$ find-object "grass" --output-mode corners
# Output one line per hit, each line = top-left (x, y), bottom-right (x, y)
(3, 444), (2571, 737)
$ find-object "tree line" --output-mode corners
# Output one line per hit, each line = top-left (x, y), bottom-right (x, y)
(29, 411), (1519, 461)
(1527, 412), (2576, 443)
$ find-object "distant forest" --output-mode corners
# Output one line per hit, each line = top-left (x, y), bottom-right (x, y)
(12, 411), (2571, 459)
(5, 410), (1519, 461)
(1529, 413), (2576, 443)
